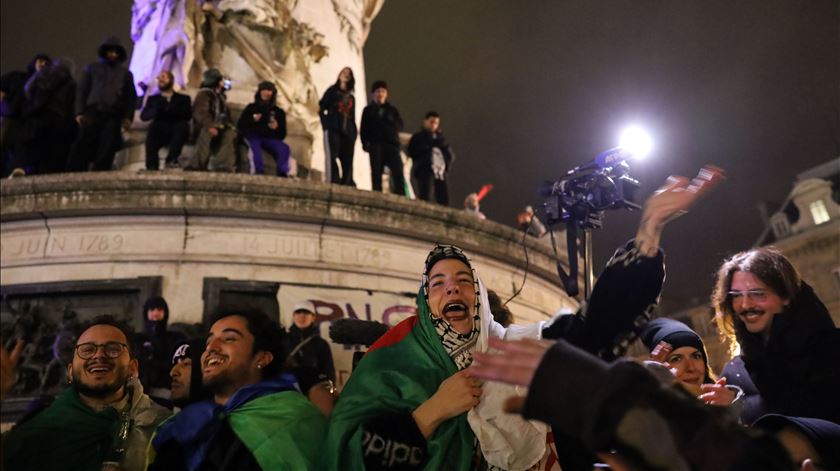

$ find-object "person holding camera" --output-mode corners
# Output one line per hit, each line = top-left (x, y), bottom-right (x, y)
(237, 81), (290, 176)
(184, 68), (235, 172)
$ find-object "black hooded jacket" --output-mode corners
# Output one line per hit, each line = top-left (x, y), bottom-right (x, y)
(721, 282), (840, 424)
(75, 36), (136, 119)
(237, 89), (286, 140)
(134, 296), (185, 394)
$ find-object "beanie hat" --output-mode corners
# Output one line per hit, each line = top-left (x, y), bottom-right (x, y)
(200, 68), (224, 88)
(171, 337), (210, 406)
(640, 318), (711, 382)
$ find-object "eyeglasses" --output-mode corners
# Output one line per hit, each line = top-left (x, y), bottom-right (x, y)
(727, 289), (768, 302)
(75, 342), (128, 360)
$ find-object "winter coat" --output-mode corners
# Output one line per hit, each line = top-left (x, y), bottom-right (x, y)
(140, 92), (192, 125)
(360, 101), (403, 148)
(319, 84), (357, 138)
(237, 101), (287, 140)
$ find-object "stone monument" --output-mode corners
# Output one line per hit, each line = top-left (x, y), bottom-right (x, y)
(128, 0), (383, 184)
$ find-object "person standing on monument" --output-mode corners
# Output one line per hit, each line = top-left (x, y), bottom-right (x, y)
(360, 80), (406, 194)
(66, 37), (136, 172)
(140, 70), (191, 170)
(319, 67), (357, 186)
(407, 111), (454, 206)
(237, 81), (291, 177)
(184, 68), (236, 172)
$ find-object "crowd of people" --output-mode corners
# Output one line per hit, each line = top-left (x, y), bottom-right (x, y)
(1, 165), (837, 470)
(1, 43), (460, 208)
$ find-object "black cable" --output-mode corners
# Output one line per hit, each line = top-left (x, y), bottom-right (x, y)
(504, 227), (530, 307)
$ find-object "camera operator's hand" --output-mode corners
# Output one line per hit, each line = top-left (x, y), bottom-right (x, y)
(1, 339), (24, 400)
(75, 114), (85, 125)
(412, 369), (482, 439)
(635, 165), (725, 257)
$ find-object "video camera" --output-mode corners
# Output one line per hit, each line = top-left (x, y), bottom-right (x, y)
(540, 146), (641, 229)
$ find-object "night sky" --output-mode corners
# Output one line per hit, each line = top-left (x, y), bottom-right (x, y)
(3, 1), (838, 312)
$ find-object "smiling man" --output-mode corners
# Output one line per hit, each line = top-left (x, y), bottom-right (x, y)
(3, 315), (170, 471)
(713, 248), (840, 425)
(147, 307), (326, 471)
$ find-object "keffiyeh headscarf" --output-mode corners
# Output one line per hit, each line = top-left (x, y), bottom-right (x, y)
(423, 245), (482, 370)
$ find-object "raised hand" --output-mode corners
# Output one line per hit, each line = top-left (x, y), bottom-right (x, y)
(1, 339), (25, 399)
(698, 377), (736, 405)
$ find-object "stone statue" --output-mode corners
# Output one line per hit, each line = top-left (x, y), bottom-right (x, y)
(129, 0), (384, 181)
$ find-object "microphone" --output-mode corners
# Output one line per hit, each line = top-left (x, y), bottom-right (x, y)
(329, 318), (389, 346)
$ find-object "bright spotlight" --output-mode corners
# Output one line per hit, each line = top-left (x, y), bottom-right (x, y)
(619, 126), (653, 160)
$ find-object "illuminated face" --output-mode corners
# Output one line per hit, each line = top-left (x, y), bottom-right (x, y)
(292, 310), (316, 329)
(70, 325), (137, 399)
(202, 315), (267, 396)
(373, 87), (388, 104)
(147, 308), (165, 322)
(259, 88), (273, 101)
(170, 357), (192, 404)
(730, 271), (788, 336)
(423, 116), (441, 133)
(34, 58), (49, 72)
(427, 259), (476, 335)
(665, 346), (705, 386)
(338, 67), (352, 84)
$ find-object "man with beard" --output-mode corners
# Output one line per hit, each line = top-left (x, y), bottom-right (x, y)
(66, 37), (137, 172)
(140, 70), (191, 170)
(2, 315), (170, 471)
(713, 248), (840, 425)
(135, 296), (185, 400)
(169, 338), (210, 408)
(147, 307), (327, 471)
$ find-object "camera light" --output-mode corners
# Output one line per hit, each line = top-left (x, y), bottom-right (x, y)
(619, 126), (653, 160)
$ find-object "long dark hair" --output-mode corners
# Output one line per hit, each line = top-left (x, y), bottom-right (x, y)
(334, 67), (355, 92)
(712, 247), (800, 349)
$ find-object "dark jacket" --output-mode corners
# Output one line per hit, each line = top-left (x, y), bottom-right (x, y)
(0, 71), (30, 118)
(237, 101), (286, 140)
(722, 282), (840, 424)
(140, 92), (192, 125)
(319, 84), (357, 138)
(283, 324), (335, 383)
(134, 297), (186, 394)
(75, 37), (136, 120)
(360, 101), (403, 148)
(407, 128), (453, 167)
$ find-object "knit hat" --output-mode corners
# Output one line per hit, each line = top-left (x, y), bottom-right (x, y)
(257, 80), (276, 92)
(170, 337), (210, 406)
(200, 68), (224, 88)
(370, 80), (388, 93)
(753, 414), (840, 471)
(640, 318), (705, 354)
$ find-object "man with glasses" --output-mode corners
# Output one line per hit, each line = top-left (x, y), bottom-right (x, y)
(712, 248), (840, 425)
(3, 315), (170, 471)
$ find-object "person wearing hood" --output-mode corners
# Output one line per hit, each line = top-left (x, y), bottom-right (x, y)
(134, 296), (185, 400)
(1, 53), (51, 176)
(713, 247), (840, 425)
(322, 245), (551, 470)
(66, 36), (136, 172)
(2, 315), (170, 471)
(237, 81), (290, 176)
(169, 337), (210, 408)
(185, 68), (236, 172)
(140, 70), (191, 170)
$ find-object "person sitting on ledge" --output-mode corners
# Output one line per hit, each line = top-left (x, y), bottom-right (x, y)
(237, 81), (290, 177)
(140, 70), (192, 170)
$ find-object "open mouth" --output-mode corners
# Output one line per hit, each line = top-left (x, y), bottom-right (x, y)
(739, 310), (765, 322)
(86, 363), (113, 374)
(204, 355), (226, 371)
